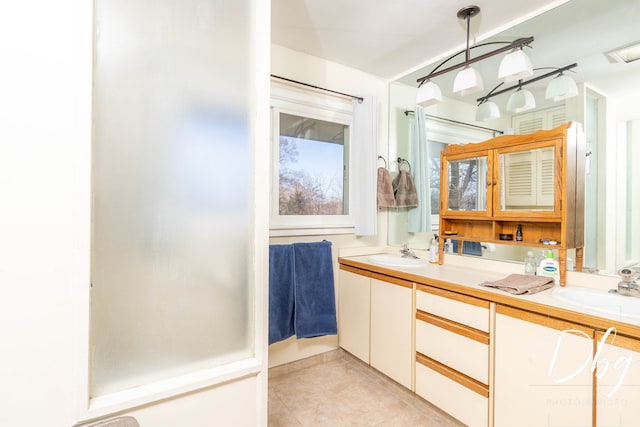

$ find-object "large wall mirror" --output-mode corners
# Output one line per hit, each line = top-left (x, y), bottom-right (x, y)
(388, 0), (640, 276)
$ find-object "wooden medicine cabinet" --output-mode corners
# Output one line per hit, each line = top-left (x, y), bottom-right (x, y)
(438, 122), (585, 285)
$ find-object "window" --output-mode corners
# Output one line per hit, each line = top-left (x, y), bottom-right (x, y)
(278, 113), (348, 215)
(271, 83), (354, 235)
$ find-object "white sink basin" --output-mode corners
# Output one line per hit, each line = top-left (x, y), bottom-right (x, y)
(367, 254), (428, 267)
(551, 286), (640, 319)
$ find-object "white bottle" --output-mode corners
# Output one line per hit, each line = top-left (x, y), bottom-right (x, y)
(524, 251), (537, 275)
(539, 251), (560, 284)
(429, 235), (439, 264)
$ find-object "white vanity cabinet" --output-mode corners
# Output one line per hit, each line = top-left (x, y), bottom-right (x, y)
(370, 277), (413, 389)
(494, 305), (593, 427)
(337, 267), (413, 389)
(414, 284), (492, 427)
(595, 330), (640, 426)
(338, 268), (371, 363)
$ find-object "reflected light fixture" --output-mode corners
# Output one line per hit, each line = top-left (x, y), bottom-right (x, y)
(476, 100), (500, 121)
(415, 5), (534, 105)
(608, 41), (640, 64)
(416, 80), (442, 107)
(545, 73), (578, 101)
(475, 63), (578, 119)
(507, 87), (536, 114)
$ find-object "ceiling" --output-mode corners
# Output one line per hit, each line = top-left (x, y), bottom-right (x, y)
(272, 0), (640, 116)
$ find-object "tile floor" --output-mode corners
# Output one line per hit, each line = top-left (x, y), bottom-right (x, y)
(268, 349), (465, 426)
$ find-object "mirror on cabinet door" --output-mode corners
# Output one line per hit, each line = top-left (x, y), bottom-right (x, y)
(446, 156), (488, 212)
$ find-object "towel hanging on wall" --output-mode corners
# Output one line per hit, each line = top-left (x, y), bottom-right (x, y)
(268, 244), (296, 344)
(377, 166), (395, 208)
(392, 169), (418, 208)
(292, 241), (337, 339)
(268, 241), (337, 345)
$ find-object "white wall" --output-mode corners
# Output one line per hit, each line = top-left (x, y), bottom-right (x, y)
(0, 1), (92, 425)
(268, 45), (389, 367)
(0, 1), (269, 426)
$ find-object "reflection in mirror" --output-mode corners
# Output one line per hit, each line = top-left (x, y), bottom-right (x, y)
(447, 157), (487, 211)
(388, 0), (640, 275)
(500, 148), (554, 211)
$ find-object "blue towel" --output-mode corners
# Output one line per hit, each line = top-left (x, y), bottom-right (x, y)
(292, 241), (338, 339)
(268, 244), (296, 344)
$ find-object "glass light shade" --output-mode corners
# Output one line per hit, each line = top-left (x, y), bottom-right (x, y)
(416, 80), (442, 106)
(545, 74), (578, 101)
(476, 101), (500, 121)
(498, 49), (533, 83)
(453, 66), (484, 96)
(507, 89), (536, 114)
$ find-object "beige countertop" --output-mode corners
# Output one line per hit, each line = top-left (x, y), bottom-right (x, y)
(338, 253), (640, 339)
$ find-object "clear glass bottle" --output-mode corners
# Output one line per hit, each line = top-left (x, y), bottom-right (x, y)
(524, 250), (537, 275)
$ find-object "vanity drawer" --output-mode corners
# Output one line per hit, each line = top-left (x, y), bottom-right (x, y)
(416, 285), (490, 332)
(415, 315), (489, 384)
(415, 358), (488, 427)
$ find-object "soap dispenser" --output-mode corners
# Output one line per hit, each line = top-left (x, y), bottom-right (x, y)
(429, 234), (439, 264)
(539, 250), (560, 284)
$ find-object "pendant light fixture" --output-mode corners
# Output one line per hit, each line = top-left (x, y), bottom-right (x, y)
(415, 5), (534, 106)
(498, 47), (533, 82)
(475, 63), (579, 120)
(545, 72), (578, 101)
(452, 6), (483, 96)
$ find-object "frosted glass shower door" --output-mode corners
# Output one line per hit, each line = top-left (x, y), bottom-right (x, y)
(91, 0), (253, 397)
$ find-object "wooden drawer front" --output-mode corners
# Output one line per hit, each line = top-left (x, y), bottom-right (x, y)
(415, 318), (489, 384)
(415, 361), (488, 427)
(416, 288), (489, 332)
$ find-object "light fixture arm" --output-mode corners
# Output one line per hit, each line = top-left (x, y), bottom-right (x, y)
(478, 82), (505, 104)
(476, 63), (578, 103)
(416, 37), (534, 85)
(463, 6), (472, 62)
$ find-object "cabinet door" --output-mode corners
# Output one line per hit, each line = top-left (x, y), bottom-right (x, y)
(494, 306), (593, 427)
(441, 151), (491, 217)
(338, 269), (370, 363)
(370, 278), (412, 388)
(499, 147), (554, 209)
(595, 329), (640, 426)
(494, 143), (559, 217)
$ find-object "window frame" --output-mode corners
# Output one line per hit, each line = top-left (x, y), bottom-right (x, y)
(270, 82), (355, 236)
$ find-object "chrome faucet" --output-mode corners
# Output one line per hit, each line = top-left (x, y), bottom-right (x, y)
(609, 268), (640, 298)
(400, 243), (418, 259)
